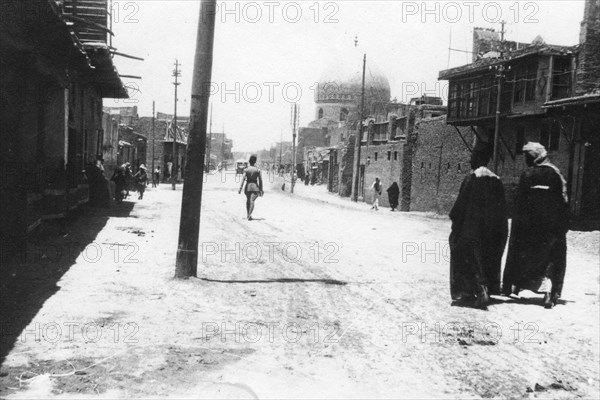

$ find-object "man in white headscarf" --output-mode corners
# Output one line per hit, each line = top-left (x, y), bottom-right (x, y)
(503, 142), (569, 309)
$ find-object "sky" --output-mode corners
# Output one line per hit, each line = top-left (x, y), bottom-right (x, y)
(104, 0), (586, 152)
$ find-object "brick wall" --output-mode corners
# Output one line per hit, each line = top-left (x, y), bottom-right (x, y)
(410, 116), (573, 216)
(410, 116), (473, 214)
(577, 0), (600, 95)
(359, 142), (405, 207)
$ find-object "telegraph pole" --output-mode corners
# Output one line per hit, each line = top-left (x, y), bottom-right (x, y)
(151, 100), (155, 185)
(279, 128), (283, 169)
(174, 0), (216, 278)
(171, 59), (181, 190)
(205, 103), (212, 171)
(352, 54), (367, 202)
(492, 21), (506, 173)
(290, 103), (299, 193)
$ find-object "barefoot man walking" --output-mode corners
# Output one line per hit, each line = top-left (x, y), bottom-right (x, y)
(238, 155), (264, 220)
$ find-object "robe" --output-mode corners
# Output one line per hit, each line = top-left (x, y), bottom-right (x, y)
(386, 183), (400, 209)
(503, 165), (569, 297)
(449, 167), (508, 299)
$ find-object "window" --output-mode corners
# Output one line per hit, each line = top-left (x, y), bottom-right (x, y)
(513, 61), (538, 105)
(318, 108), (323, 119)
(387, 151), (391, 160)
(449, 83), (458, 118)
(478, 76), (491, 117)
(458, 163), (462, 172)
(552, 57), (572, 100)
(394, 151), (398, 161)
(374, 152), (378, 161)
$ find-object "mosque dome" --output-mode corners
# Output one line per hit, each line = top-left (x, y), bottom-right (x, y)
(316, 52), (391, 106)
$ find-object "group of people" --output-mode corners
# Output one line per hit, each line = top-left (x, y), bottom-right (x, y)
(370, 178), (400, 211)
(110, 162), (149, 202)
(449, 141), (569, 309)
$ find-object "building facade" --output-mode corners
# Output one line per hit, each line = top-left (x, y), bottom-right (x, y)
(438, 0), (599, 224)
(1, 0), (129, 257)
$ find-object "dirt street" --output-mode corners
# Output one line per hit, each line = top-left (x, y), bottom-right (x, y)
(1, 171), (599, 399)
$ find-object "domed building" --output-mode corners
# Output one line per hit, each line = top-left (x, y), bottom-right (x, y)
(313, 53), (391, 124)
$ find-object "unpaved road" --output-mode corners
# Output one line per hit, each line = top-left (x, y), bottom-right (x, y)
(1, 172), (599, 399)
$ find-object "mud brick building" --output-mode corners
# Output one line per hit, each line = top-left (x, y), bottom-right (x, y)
(133, 113), (188, 182)
(543, 0), (600, 228)
(1, 0), (128, 257)
(206, 132), (233, 170)
(354, 100), (446, 209)
(409, 117), (473, 213)
(101, 106), (146, 177)
(438, 0), (600, 225)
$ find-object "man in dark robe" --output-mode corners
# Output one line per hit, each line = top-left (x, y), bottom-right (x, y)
(449, 142), (508, 308)
(503, 142), (569, 309)
(386, 182), (400, 211)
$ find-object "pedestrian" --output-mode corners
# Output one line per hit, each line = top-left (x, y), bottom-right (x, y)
(238, 155), (263, 221)
(111, 166), (127, 203)
(449, 142), (508, 309)
(371, 177), (382, 210)
(134, 164), (149, 200)
(122, 162), (133, 198)
(166, 161), (173, 180)
(153, 166), (161, 188)
(502, 142), (569, 309)
(386, 182), (400, 211)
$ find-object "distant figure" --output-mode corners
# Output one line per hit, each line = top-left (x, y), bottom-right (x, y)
(386, 182), (400, 211)
(111, 166), (127, 203)
(304, 173), (310, 186)
(122, 162), (133, 198)
(153, 166), (160, 187)
(166, 161), (173, 180)
(239, 155), (264, 221)
(371, 177), (382, 210)
(449, 142), (508, 309)
(134, 164), (148, 200)
(503, 142), (569, 309)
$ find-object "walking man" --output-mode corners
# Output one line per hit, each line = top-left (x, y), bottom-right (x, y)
(152, 166), (161, 187)
(503, 142), (569, 309)
(449, 142), (508, 309)
(239, 155), (264, 221)
(371, 177), (382, 210)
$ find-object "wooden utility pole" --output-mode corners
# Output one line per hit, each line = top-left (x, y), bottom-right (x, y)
(352, 54), (367, 202)
(492, 21), (506, 173)
(205, 103), (212, 171)
(171, 59), (181, 190)
(151, 100), (155, 184)
(291, 103), (298, 193)
(279, 128), (283, 169)
(174, 0), (216, 278)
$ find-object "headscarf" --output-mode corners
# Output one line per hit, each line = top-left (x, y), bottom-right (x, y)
(522, 142), (568, 203)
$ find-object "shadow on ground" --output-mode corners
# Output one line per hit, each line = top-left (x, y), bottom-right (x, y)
(0, 202), (135, 365)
